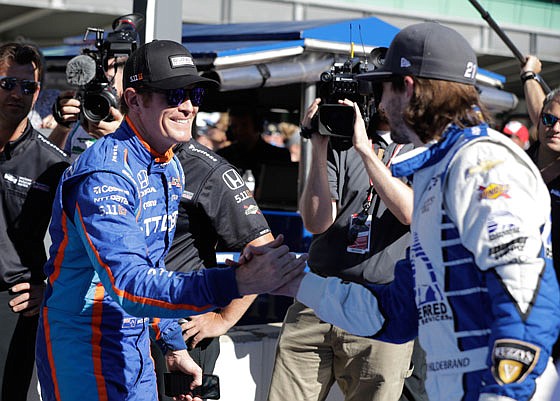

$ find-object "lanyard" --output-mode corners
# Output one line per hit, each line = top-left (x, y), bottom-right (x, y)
(361, 143), (404, 216)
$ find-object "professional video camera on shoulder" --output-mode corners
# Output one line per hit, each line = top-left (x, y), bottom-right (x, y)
(61, 13), (144, 124)
(301, 46), (387, 140)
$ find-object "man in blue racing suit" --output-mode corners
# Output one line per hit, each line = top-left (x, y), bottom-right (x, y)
(270, 22), (560, 401)
(35, 40), (306, 401)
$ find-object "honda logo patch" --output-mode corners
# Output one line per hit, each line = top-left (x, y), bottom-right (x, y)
(222, 169), (244, 190)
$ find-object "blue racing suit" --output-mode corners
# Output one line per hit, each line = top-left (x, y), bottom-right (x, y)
(36, 117), (241, 401)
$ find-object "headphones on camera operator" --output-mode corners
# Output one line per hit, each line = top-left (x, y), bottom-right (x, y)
(300, 46), (387, 148)
(53, 13), (144, 127)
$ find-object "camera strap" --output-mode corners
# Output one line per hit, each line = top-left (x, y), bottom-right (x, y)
(363, 143), (404, 218)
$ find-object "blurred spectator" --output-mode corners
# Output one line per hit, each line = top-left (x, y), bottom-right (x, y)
(194, 111), (230, 151)
(28, 88), (60, 134)
(261, 122), (286, 147)
(502, 120), (530, 149)
(280, 122), (301, 162)
(217, 106), (290, 190)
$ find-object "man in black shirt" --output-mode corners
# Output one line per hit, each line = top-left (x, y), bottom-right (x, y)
(0, 42), (69, 401)
(154, 139), (274, 400)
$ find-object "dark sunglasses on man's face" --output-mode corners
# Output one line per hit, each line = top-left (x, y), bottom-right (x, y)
(541, 112), (560, 128)
(0, 76), (39, 95)
(152, 87), (205, 108)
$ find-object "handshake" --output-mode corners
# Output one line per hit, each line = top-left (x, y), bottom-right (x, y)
(233, 234), (307, 298)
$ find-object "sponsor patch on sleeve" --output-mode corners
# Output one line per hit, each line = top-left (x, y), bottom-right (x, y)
(478, 183), (510, 200)
(491, 339), (540, 385)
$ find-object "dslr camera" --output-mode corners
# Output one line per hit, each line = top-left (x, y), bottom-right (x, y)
(61, 13), (143, 124)
(302, 47), (387, 140)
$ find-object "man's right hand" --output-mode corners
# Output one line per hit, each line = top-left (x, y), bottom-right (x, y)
(84, 107), (124, 139)
(234, 238), (308, 296)
(521, 55), (542, 75)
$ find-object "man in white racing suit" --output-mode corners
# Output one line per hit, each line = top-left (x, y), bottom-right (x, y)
(266, 21), (560, 401)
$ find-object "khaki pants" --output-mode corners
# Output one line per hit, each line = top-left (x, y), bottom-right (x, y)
(267, 301), (415, 401)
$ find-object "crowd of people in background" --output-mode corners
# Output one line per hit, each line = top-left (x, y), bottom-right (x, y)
(2, 12), (560, 401)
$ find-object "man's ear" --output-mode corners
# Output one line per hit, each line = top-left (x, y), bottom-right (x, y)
(123, 88), (140, 112)
(403, 76), (415, 98)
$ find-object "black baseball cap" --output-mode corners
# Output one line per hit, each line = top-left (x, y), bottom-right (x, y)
(124, 39), (219, 90)
(359, 22), (478, 85)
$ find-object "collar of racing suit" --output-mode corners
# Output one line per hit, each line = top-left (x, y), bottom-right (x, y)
(390, 123), (489, 178)
(125, 115), (174, 164)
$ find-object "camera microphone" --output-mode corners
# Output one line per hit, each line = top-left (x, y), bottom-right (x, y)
(66, 55), (97, 86)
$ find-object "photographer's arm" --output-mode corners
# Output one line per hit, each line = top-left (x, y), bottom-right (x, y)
(521, 55), (546, 127)
(343, 100), (413, 225)
(299, 98), (337, 234)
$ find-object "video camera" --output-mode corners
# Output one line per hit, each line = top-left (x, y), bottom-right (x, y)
(301, 47), (387, 140)
(63, 13), (144, 124)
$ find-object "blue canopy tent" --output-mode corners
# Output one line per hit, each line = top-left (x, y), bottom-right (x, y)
(43, 17), (517, 113)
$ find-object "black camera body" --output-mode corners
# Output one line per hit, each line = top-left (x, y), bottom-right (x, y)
(68, 14), (143, 124)
(302, 47), (387, 141)
(77, 76), (119, 124)
(315, 57), (373, 138)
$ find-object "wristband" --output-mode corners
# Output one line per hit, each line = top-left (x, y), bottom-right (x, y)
(520, 71), (537, 84)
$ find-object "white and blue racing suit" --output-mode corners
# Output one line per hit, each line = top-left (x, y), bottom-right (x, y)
(296, 123), (560, 401)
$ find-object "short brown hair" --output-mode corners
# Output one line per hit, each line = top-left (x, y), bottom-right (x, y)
(390, 76), (490, 143)
(0, 42), (43, 81)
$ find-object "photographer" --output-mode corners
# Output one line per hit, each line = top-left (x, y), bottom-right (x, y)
(48, 14), (139, 159)
(267, 89), (427, 400)
(48, 57), (125, 158)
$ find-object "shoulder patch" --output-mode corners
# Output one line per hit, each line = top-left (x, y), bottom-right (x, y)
(491, 339), (540, 385)
(188, 143), (218, 163)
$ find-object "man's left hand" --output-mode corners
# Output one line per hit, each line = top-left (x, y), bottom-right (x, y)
(165, 349), (203, 401)
(181, 312), (230, 348)
(8, 282), (45, 316)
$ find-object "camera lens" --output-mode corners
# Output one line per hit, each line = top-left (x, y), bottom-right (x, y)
(83, 94), (111, 123)
(81, 86), (118, 123)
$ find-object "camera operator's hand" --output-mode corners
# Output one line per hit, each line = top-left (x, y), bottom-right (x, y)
(84, 106), (124, 139)
(53, 90), (81, 128)
(339, 99), (370, 155)
(301, 98), (321, 132)
(302, 98), (329, 149)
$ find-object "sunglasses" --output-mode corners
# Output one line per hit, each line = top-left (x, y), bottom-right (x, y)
(145, 87), (205, 108)
(0, 76), (39, 95)
(541, 112), (560, 128)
